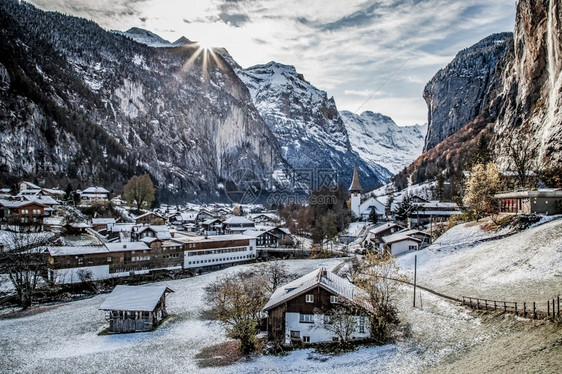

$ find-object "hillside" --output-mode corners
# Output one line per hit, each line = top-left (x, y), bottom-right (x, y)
(0, 0), (285, 200)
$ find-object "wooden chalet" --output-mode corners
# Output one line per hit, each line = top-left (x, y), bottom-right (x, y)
(134, 212), (166, 225)
(263, 268), (371, 345)
(99, 285), (174, 333)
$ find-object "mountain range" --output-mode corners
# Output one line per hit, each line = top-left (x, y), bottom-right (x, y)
(0, 0), (426, 200)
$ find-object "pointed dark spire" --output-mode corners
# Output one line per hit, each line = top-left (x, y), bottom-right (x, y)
(349, 164), (363, 193)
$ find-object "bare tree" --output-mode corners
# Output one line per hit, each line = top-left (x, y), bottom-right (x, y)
(204, 272), (269, 354)
(317, 305), (359, 343)
(507, 133), (537, 189)
(0, 223), (53, 309)
(354, 253), (401, 343)
(251, 260), (296, 294)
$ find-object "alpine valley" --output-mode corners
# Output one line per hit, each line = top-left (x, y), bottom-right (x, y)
(0, 0), (425, 201)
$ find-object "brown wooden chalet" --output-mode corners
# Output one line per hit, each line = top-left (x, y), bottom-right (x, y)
(99, 285), (174, 333)
(134, 212), (166, 225)
(263, 268), (371, 345)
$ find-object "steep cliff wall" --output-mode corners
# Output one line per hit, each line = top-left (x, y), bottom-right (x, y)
(0, 1), (284, 199)
(423, 33), (513, 152)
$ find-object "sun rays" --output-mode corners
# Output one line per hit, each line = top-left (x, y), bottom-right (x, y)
(178, 41), (229, 88)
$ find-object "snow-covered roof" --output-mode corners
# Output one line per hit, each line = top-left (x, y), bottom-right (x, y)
(382, 232), (422, 245)
(263, 268), (365, 311)
(174, 234), (252, 244)
(201, 218), (222, 225)
(135, 212), (164, 220)
(104, 242), (149, 252)
(83, 186), (109, 194)
(92, 218), (116, 225)
(223, 216), (254, 225)
(20, 181), (41, 190)
(111, 223), (135, 232)
(0, 199), (47, 208)
(24, 195), (59, 205)
(48, 246), (108, 256)
(99, 285), (174, 312)
(242, 230), (274, 238)
(370, 222), (402, 235)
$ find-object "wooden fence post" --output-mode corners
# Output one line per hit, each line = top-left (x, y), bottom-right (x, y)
(477, 299), (480, 310)
(558, 296), (560, 318)
(494, 301), (497, 311)
(533, 302), (536, 319)
(548, 300), (550, 317)
(515, 302), (517, 315)
(524, 302), (526, 317)
(504, 302), (507, 313)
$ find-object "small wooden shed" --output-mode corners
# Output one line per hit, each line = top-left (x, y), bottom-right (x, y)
(99, 285), (174, 333)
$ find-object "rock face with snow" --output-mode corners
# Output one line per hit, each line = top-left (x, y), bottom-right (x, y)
(494, 0), (562, 170)
(340, 111), (426, 176)
(111, 28), (192, 48)
(0, 1), (284, 199)
(423, 33), (513, 152)
(233, 61), (386, 188)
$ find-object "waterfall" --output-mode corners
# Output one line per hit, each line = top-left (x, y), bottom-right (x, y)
(542, 0), (561, 154)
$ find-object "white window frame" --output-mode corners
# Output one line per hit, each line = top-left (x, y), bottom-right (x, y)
(330, 295), (339, 304)
(305, 294), (314, 303)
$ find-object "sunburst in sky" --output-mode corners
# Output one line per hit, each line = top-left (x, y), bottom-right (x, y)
(29, 0), (516, 126)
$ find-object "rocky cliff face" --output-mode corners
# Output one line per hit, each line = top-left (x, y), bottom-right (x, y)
(423, 33), (513, 151)
(233, 61), (386, 189)
(0, 1), (284, 199)
(494, 0), (562, 169)
(340, 111), (426, 176)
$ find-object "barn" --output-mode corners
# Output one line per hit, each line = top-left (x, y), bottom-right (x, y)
(99, 285), (174, 333)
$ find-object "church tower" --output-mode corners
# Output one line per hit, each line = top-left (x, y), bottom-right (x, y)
(349, 164), (363, 219)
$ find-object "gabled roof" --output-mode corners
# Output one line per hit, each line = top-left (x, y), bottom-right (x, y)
(223, 216), (253, 225)
(83, 186), (109, 194)
(99, 285), (174, 312)
(104, 242), (150, 252)
(382, 232), (422, 245)
(134, 212), (164, 220)
(370, 222), (402, 235)
(263, 268), (367, 312)
(47, 245), (108, 256)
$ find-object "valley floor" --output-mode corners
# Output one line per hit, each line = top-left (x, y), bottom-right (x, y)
(0, 218), (560, 373)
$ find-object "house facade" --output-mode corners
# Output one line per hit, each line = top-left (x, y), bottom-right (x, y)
(495, 189), (562, 215)
(263, 268), (371, 345)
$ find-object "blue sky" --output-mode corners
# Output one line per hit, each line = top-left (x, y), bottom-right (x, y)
(29, 0), (516, 126)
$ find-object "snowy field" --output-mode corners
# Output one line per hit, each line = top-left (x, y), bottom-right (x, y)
(397, 217), (562, 302)
(0, 257), (502, 374)
(1, 219), (561, 373)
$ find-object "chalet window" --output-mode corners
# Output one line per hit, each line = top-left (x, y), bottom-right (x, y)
(302, 336), (310, 343)
(305, 294), (314, 303)
(330, 295), (339, 304)
(107, 257), (112, 262)
(359, 316), (365, 333)
(299, 314), (314, 323)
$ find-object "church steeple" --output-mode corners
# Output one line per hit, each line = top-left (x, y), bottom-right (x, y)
(349, 164), (363, 193)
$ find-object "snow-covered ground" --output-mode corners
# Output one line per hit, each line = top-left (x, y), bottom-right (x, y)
(397, 217), (562, 302)
(0, 258), (493, 374)
(1, 219), (560, 373)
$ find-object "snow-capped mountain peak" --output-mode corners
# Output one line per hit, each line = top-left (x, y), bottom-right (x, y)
(341, 110), (427, 175)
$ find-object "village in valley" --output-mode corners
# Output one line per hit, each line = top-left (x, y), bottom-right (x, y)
(1, 0), (562, 372)
(1, 162), (561, 372)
